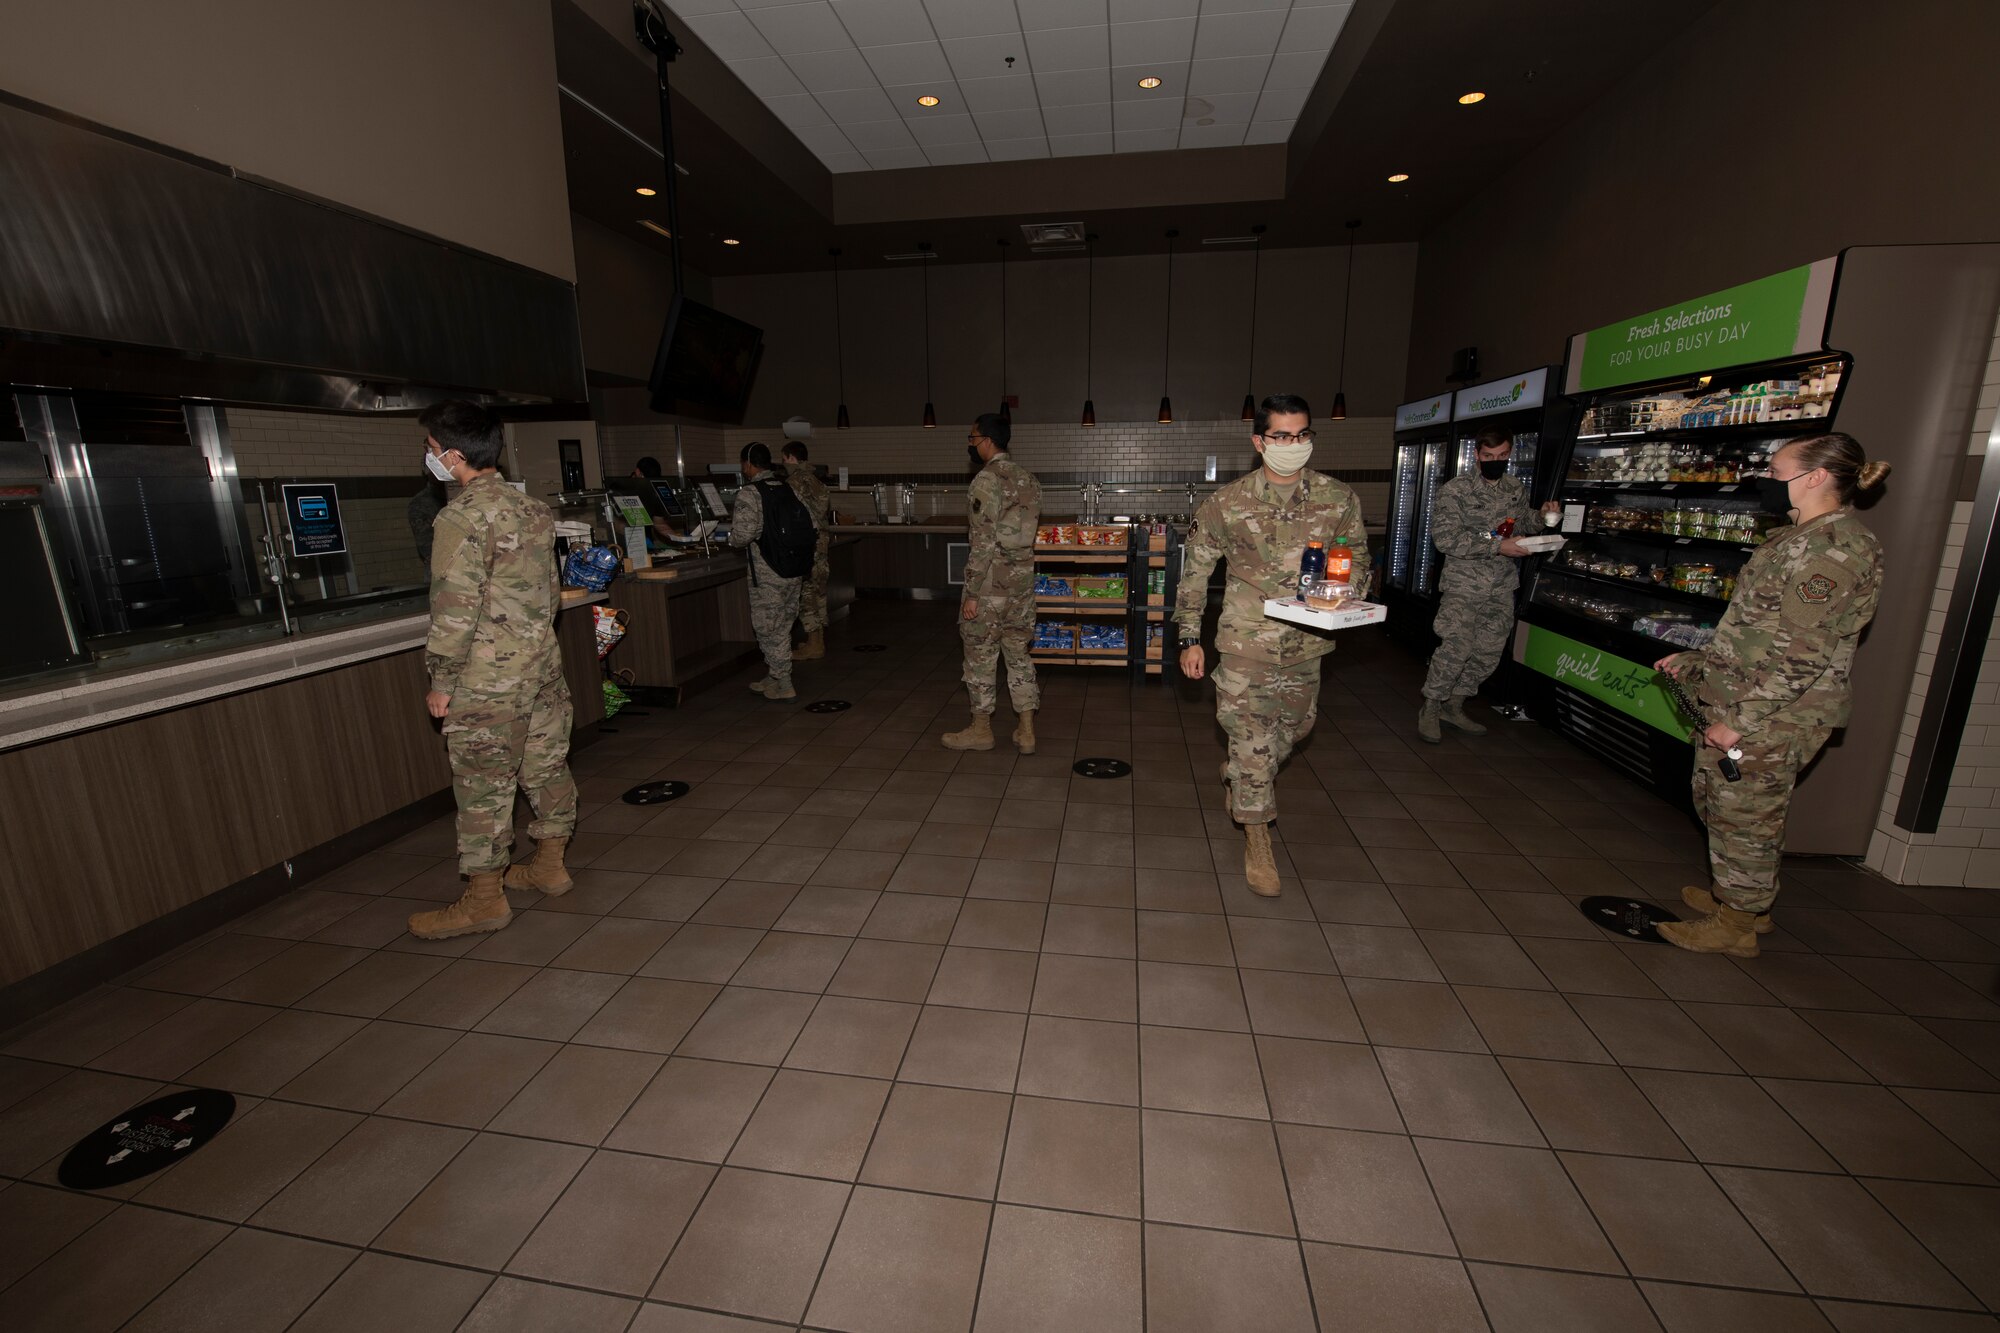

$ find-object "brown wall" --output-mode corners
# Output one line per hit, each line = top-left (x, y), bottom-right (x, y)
(573, 213), (716, 383)
(0, 0), (575, 280)
(1403, 0), (2000, 398)
(713, 242), (1418, 432)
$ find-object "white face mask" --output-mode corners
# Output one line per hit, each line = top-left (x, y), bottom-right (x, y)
(424, 450), (456, 483)
(1261, 440), (1314, 476)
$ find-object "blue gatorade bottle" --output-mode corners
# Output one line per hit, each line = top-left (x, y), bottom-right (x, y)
(1297, 540), (1326, 600)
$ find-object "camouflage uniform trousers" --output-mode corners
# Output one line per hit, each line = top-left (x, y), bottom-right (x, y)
(1214, 653), (1320, 826)
(444, 674), (578, 875)
(1424, 581), (1516, 701)
(1693, 720), (1831, 915)
(961, 582), (1039, 714)
(798, 534), (831, 634)
(750, 569), (803, 691)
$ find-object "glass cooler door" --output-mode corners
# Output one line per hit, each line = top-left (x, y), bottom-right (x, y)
(1387, 442), (1420, 590)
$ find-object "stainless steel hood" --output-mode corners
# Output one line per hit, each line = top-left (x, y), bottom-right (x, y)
(0, 94), (586, 412)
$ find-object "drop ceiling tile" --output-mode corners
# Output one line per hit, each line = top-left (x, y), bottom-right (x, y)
(922, 0), (1022, 40)
(786, 47), (883, 92)
(1201, 0), (1289, 11)
(973, 108), (1046, 140)
(959, 73), (1041, 113)
(864, 145), (932, 169)
(816, 85), (901, 120)
(1049, 131), (1116, 157)
(1111, 61), (1190, 100)
(1242, 119), (1293, 145)
(1110, 17), (1196, 66)
(1035, 68), (1112, 108)
(764, 92), (834, 127)
(1039, 102), (1112, 136)
(1113, 127), (1181, 152)
(842, 118), (921, 151)
(923, 142), (992, 166)
(1251, 86), (1311, 120)
(1281, 2), (1353, 50)
(1187, 54), (1271, 95)
(1019, 0), (1108, 29)
(942, 33), (1033, 82)
(738, 0), (818, 8)
(820, 150), (873, 172)
(1183, 90), (1259, 124)
(793, 123), (860, 155)
(745, 2), (853, 56)
(1262, 49), (1329, 90)
(667, 0), (739, 14)
(1110, 0), (1197, 19)
(1113, 98), (1184, 132)
(732, 56), (811, 98)
(1025, 25), (1110, 73)
(1177, 122), (1248, 148)
(985, 137), (1052, 161)
(829, 0), (934, 48)
(684, 11), (775, 61)
(862, 40), (955, 84)
(904, 111), (982, 145)
(1191, 7), (1285, 59)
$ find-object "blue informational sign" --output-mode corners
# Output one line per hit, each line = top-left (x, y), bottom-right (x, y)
(281, 483), (347, 557)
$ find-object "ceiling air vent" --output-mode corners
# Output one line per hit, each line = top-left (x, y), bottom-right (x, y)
(1020, 221), (1085, 247)
(883, 250), (939, 260)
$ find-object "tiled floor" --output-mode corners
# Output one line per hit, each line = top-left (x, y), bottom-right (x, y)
(3, 604), (1999, 1331)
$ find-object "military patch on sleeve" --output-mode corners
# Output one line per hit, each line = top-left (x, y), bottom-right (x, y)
(1797, 573), (1836, 605)
(972, 498), (983, 514)
(1781, 556), (1854, 627)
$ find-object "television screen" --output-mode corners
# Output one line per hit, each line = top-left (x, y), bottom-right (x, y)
(647, 295), (763, 423)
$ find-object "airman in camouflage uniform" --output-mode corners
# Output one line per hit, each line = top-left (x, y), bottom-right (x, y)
(783, 442), (835, 659)
(1658, 433), (1888, 957)
(1420, 432), (1558, 742)
(1177, 395), (1370, 896)
(944, 414), (1042, 753)
(408, 401), (577, 941)
(729, 444), (816, 700)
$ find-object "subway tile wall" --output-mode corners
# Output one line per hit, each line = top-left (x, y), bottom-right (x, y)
(1866, 306), (2000, 886)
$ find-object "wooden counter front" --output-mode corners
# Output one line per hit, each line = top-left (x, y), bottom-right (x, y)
(609, 556), (759, 688)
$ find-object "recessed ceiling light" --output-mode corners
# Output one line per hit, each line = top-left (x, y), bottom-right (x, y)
(1387, 173), (1410, 182)
(1458, 91), (1486, 105)
(916, 95), (941, 107)
(1137, 76), (1163, 89)
(635, 186), (656, 196)
(722, 238), (741, 246)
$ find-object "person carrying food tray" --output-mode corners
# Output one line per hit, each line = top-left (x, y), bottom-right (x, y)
(1655, 432), (1888, 957)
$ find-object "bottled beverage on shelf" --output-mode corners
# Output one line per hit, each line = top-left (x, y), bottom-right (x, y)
(1298, 540), (1327, 600)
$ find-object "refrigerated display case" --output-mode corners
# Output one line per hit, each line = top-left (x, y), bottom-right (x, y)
(1383, 393), (1454, 650)
(1450, 366), (1570, 500)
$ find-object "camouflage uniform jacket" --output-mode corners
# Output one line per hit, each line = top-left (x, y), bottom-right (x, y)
(1432, 472), (1539, 593)
(1690, 508), (1883, 734)
(426, 473), (562, 698)
(1176, 468), (1372, 667)
(786, 463), (835, 533)
(963, 452), (1041, 598)
(728, 473), (820, 585)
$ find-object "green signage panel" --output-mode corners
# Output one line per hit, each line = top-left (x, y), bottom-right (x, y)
(1567, 259), (1835, 394)
(1519, 624), (1690, 739)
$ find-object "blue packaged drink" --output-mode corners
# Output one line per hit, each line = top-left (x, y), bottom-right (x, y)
(1297, 541), (1327, 600)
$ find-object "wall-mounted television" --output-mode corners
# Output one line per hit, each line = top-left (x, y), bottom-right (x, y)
(647, 294), (763, 423)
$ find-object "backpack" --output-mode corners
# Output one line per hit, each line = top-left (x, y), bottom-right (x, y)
(753, 474), (816, 579)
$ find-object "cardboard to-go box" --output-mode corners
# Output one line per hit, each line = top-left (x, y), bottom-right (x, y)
(1514, 534), (1567, 553)
(1262, 598), (1390, 632)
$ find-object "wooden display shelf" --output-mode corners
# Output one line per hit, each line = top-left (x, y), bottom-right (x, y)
(1035, 600), (1128, 614)
(1033, 549), (1128, 564)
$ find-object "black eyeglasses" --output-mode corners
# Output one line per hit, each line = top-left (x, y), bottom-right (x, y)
(1259, 430), (1315, 444)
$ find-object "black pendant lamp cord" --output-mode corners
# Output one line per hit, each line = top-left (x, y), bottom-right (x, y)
(1247, 234), (1262, 395)
(922, 251), (933, 401)
(1162, 233), (1175, 394)
(832, 250), (846, 401)
(1086, 238), (1094, 395)
(1337, 221), (1357, 390)
(999, 240), (1008, 405)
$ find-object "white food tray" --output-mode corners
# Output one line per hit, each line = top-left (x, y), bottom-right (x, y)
(1515, 534), (1567, 553)
(1262, 598), (1390, 631)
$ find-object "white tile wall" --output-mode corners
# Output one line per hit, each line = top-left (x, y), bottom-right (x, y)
(1866, 306), (2000, 885)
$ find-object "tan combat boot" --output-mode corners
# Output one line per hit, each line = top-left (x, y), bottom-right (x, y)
(795, 630), (825, 660)
(1416, 698), (1443, 744)
(1682, 884), (1774, 934)
(1657, 905), (1760, 958)
(942, 713), (995, 751)
(1012, 710), (1037, 754)
(407, 870), (511, 940)
(1440, 697), (1488, 736)
(1244, 823), (1281, 897)
(504, 835), (573, 896)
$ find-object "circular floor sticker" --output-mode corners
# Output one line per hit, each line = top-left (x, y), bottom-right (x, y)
(805, 700), (851, 713)
(59, 1088), (236, 1190)
(1578, 895), (1678, 944)
(1073, 758), (1133, 779)
(623, 781), (691, 805)
(854, 644), (887, 652)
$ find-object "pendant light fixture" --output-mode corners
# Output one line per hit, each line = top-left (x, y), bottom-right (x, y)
(1333, 219), (1359, 421)
(1240, 223), (1266, 421)
(919, 241), (936, 428)
(831, 247), (850, 430)
(997, 238), (1011, 424)
(1158, 229), (1178, 425)
(1081, 233), (1097, 427)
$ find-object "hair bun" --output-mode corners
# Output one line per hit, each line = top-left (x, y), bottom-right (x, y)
(1857, 459), (1892, 490)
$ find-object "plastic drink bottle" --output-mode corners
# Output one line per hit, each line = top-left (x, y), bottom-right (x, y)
(1297, 541), (1326, 600)
(1326, 538), (1353, 592)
